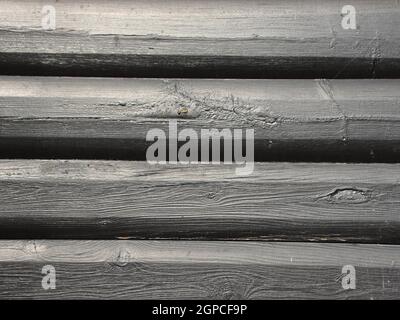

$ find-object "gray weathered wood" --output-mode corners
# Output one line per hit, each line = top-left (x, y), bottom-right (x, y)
(0, 0), (399, 77)
(0, 240), (399, 299)
(1, 77), (399, 161)
(1, 160), (399, 242)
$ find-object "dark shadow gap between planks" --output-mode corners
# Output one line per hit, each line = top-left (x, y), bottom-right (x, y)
(1, 138), (400, 163)
(1, 53), (400, 79)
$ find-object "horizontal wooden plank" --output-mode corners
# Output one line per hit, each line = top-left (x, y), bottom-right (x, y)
(1, 77), (399, 162)
(0, 240), (399, 299)
(0, 0), (399, 77)
(1, 160), (400, 242)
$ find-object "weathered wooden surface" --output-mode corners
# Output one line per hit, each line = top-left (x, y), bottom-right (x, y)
(0, 0), (399, 77)
(1, 160), (399, 242)
(0, 0), (399, 302)
(0, 240), (399, 299)
(1, 77), (400, 162)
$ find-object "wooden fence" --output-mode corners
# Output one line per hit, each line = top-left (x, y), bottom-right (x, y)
(0, 0), (399, 299)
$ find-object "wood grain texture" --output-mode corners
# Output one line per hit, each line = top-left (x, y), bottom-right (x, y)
(0, 240), (399, 299)
(0, 0), (399, 78)
(1, 77), (400, 162)
(1, 160), (400, 242)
